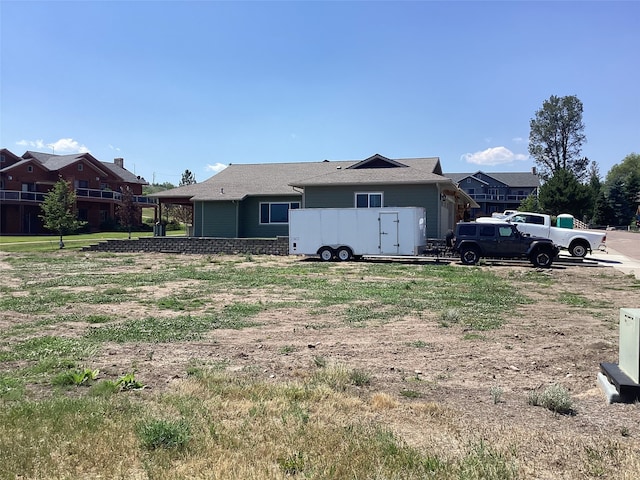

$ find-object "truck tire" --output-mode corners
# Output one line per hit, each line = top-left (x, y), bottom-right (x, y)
(336, 247), (353, 262)
(318, 247), (334, 262)
(460, 246), (480, 265)
(569, 240), (589, 257)
(531, 249), (553, 268)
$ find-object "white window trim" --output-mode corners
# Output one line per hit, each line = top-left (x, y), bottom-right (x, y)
(259, 201), (300, 225)
(354, 192), (383, 208)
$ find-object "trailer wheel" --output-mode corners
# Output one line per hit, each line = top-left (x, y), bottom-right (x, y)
(336, 247), (353, 262)
(318, 247), (334, 262)
(569, 240), (588, 257)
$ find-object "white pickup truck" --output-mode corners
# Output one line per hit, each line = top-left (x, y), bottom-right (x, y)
(477, 211), (606, 257)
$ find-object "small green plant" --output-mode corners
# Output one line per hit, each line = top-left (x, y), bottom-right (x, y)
(279, 345), (296, 355)
(350, 369), (371, 387)
(400, 389), (421, 399)
(137, 418), (191, 450)
(439, 308), (462, 327)
(278, 451), (305, 475)
(52, 367), (100, 386)
(528, 384), (574, 415)
(115, 372), (146, 391)
(312, 355), (327, 368)
(407, 340), (427, 348)
(89, 380), (119, 397)
(490, 385), (503, 404)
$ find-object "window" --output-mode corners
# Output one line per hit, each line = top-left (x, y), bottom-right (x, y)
(27, 165), (33, 173)
(78, 164), (84, 171)
(259, 202), (300, 224)
(76, 180), (89, 189)
(355, 192), (382, 208)
(479, 226), (495, 237)
(0, 154), (5, 163)
(499, 226), (515, 238)
(457, 224), (476, 236)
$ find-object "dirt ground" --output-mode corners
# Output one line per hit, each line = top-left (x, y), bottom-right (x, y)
(2, 249), (640, 477)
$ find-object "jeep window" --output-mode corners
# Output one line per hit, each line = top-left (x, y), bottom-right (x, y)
(479, 226), (495, 237)
(457, 225), (476, 236)
(498, 226), (515, 238)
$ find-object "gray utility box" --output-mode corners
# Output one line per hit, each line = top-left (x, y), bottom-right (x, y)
(619, 308), (640, 383)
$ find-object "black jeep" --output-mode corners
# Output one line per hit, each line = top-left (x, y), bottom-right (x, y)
(452, 222), (559, 268)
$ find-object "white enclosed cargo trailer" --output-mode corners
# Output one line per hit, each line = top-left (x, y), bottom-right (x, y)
(288, 207), (427, 261)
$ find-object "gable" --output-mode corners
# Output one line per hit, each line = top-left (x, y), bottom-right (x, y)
(347, 154), (409, 169)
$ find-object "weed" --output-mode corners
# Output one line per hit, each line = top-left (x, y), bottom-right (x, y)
(490, 385), (503, 404)
(350, 369), (371, 387)
(279, 345), (296, 355)
(407, 340), (428, 348)
(312, 355), (327, 368)
(115, 372), (146, 391)
(400, 389), (421, 399)
(439, 308), (462, 326)
(52, 368), (100, 387)
(137, 418), (191, 450)
(528, 384), (574, 415)
(278, 451), (305, 475)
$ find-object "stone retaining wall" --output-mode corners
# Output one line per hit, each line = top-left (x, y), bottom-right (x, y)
(82, 236), (290, 255)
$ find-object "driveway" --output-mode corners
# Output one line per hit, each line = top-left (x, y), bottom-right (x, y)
(588, 229), (640, 279)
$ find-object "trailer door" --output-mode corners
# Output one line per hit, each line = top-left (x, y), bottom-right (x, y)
(379, 212), (399, 254)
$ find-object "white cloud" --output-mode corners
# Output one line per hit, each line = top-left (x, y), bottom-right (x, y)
(512, 137), (525, 144)
(16, 138), (89, 154)
(205, 163), (227, 174)
(461, 146), (528, 166)
(109, 144), (121, 152)
(16, 139), (47, 149)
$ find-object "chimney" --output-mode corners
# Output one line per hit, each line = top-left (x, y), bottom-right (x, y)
(532, 166), (537, 175)
(114, 158), (124, 168)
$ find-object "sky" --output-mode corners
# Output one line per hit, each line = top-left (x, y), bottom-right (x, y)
(1, 0), (638, 186)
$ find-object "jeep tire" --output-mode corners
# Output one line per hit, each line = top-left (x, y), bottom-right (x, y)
(460, 246), (480, 265)
(531, 249), (553, 268)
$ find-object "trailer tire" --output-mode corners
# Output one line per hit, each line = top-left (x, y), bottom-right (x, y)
(569, 240), (589, 258)
(318, 247), (334, 262)
(336, 247), (353, 262)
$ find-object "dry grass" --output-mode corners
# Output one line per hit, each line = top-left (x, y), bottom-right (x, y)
(1, 251), (640, 478)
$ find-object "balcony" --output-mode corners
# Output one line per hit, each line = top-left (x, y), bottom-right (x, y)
(466, 193), (531, 202)
(0, 189), (157, 205)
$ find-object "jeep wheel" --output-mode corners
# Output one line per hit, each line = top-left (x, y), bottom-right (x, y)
(460, 246), (480, 265)
(531, 249), (553, 268)
(569, 240), (588, 258)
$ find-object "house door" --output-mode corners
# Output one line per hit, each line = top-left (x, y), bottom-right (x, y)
(379, 212), (399, 255)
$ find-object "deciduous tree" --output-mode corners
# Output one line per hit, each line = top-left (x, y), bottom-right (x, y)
(39, 178), (86, 248)
(116, 185), (141, 239)
(529, 95), (588, 181)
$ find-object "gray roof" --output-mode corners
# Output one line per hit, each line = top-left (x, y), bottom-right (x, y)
(292, 157), (445, 187)
(17, 151), (147, 184)
(446, 171), (540, 188)
(150, 156), (450, 202)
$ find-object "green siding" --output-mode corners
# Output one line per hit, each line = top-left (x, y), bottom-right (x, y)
(239, 196), (300, 238)
(304, 184), (441, 237)
(194, 201), (238, 237)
